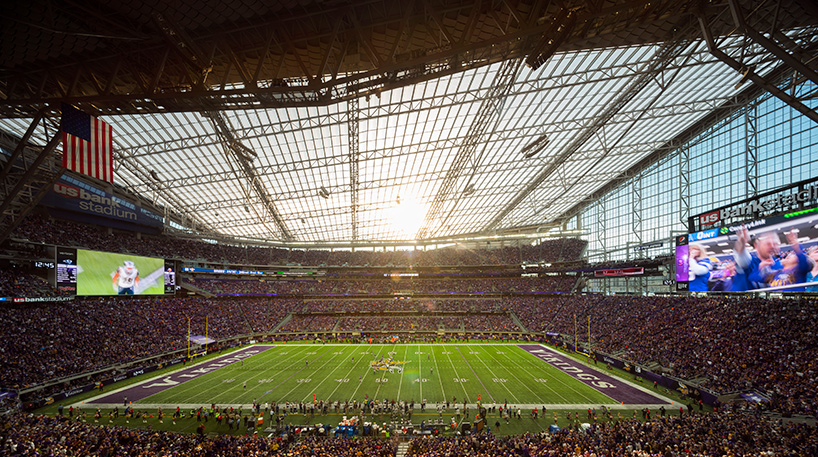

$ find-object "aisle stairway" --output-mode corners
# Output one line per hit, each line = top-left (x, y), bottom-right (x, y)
(509, 311), (527, 332)
(396, 441), (410, 457)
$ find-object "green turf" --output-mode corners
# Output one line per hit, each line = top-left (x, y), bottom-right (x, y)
(44, 342), (697, 437)
(142, 344), (614, 407)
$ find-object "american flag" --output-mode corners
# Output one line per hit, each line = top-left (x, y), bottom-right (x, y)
(61, 104), (114, 183)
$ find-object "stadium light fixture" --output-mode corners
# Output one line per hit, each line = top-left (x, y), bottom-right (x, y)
(734, 65), (755, 89)
(521, 134), (549, 159)
(318, 186), (331, 199)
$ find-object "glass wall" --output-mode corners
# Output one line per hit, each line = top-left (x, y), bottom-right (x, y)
(572, 80), (818, 293)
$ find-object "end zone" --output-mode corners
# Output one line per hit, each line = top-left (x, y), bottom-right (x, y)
(518, 344), (676, 408)
(81, 345), (274, 407)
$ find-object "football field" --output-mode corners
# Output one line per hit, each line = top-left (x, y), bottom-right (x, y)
(88, 343), (670, 410)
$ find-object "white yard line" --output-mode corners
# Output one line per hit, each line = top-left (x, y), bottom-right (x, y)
(81, 343), (676, 412)
(417, 344), (423, 400)
(78, 346), (272, 407)
(217, 347), (305, 405)
(268, 346), (338, 402)
(300, 346), (356, 403)
(323, 347), (364, 400)
(348, 345), (388, 400)
(485, 346), (572, 404)
(395, 345), (410, 402)
(441, 345), (469, 402)
(369, 345), (395, 401)
(461, 346), (520, 404)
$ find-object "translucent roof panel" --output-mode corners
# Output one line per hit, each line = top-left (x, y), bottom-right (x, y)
(0, 34), (790, 245)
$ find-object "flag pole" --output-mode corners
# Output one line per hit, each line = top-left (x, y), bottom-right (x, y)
(573, 314), (577, 352)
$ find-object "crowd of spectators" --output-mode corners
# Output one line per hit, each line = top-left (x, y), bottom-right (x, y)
(2, 408), (817, 456)
(406, 411), (817, 456)
(185, 275), (576, 296)
(0, 269), (569, 299)
(297, 298), (505, 313)
(4, 290), (817, 418)
(278, 314), (339, 332)
(3, 282), (817, 419)
(0, 413), (397, 456)
(12, 214), (586, 267)
(280, 313), (516, 333)
(569, 255), (673, 272)
(335, 317), (376, 332)
(464, 314), (520, 333)
(0, 268), (59, 297)
(508, 294), (818, 416)
(0, 297), (301, 389)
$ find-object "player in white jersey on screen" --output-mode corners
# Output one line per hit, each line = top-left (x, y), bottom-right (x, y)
(113, 260), (140, 294)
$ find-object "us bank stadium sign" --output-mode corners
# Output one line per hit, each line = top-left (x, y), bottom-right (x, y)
(689, 177), (818, 233)
(40, 174), (163, 229)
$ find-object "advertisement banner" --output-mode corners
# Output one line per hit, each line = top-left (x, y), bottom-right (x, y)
(689, 177), (818, 232)
(40, 174), (163, 230)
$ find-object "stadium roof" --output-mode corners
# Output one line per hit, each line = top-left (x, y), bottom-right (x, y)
(1, 0), (817, 247)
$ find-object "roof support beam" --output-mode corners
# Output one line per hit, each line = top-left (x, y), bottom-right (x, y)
(550, 51), (814, 228)
(348, 97), (360, 241)
(0, 125), (63, 244)
(698, 12), (818, 125)
(484, 34), (692, 232)
(0, 108), (46, 183)
(204, 111), (294, 241)
(417, 57), (524, 239)
(2, 1), (687, 117)
(727, 0), (818, 88)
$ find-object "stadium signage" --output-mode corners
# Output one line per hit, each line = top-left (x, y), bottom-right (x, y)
(183, 267), (265, 275)
(717, 185), (818, 221)
(719, 219), (767, 235)
(632, 242), (663, 251)
(523, 347), (615, 388)
(53, 181), (137, 220)
(593, 267), (644, 277)
(688, 228), (718, 242)
(698, 210), (720, 226)
(11, 296), (73, 303)
(41, 175), (163, 229)
(691, 178), (818, 231)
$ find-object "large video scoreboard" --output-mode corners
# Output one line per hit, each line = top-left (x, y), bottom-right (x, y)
(676, 178), (818, 293)
(54, 248), (175, 296)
